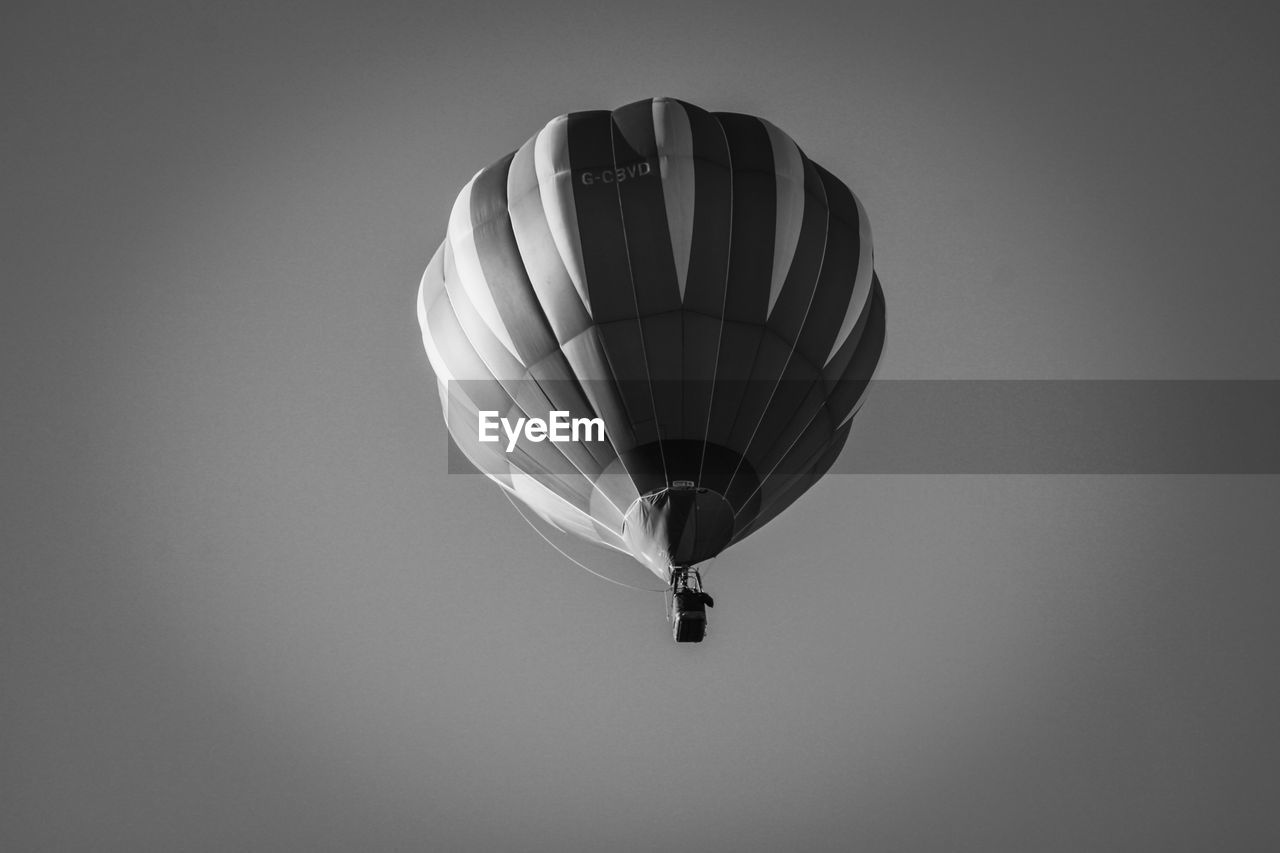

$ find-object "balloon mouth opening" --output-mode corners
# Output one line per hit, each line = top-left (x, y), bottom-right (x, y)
(622, 485), (735, 573)
(612, 439), (760, 573)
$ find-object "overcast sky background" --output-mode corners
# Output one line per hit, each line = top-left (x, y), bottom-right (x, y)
(4, 2), (1279, 850)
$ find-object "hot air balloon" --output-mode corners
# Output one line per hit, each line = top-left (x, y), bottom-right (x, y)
(417, 98), (885, 641)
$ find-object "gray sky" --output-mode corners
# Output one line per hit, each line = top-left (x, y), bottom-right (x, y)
(4, 2), (1279, 850)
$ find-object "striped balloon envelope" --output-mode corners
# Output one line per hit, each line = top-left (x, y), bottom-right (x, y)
(417, 97), (885, 582)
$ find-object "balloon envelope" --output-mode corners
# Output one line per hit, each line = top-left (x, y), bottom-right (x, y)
(418, 97), (885, 580)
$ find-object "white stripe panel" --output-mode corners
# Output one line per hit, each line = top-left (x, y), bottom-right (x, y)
(508, 133), (588, 341)
(652, 98), (695, 301)
(763, 120), (805, 318)
(534, 116), (592, 315)
(447, 173), (522, 361)
(417, 246), (454, 385)
(432, 378), (450, 426)
(824, 191), (875, 364)
(506, 470), (627, 550)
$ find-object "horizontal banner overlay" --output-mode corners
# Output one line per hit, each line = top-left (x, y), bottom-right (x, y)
(443, 380), (1280, 475)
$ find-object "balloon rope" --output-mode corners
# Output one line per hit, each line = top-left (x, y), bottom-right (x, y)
(502, 491), (666, 593)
